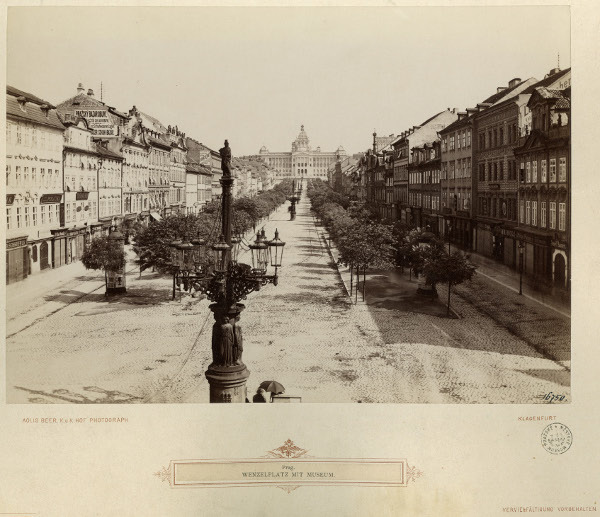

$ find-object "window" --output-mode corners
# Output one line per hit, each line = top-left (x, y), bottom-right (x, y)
(532, 161), (537, 183)
(526, 162), (531, 183)
(442, 138), (447, 152)
(32, 206), (37, 226)
(541, 160), (547, 182)
(24, 167), (29, 184)
(519, 200), (524, 223)
(66, 203), (71, 222)
(49, 205), (54, 224)
(549, 202), (556, 229)
(499, 128), (504, 145)
(526, 200), (531, 224)
(6, 165), (11, 186)
(462, 131), (466, 148)
(7, 208), (12, 230)
(559, 157), (567, 182)
(16, 125), (22, 145)
(559, 203), (566, 231)
(467, 130), (471, 147)
(532, 201), (537, 226)
(541, 202), (547, 228)
(449, 136), (455, 150)
(25, 206), (30, 227)
(16, 207), (21, 228)
(457, 133), (461, 149)
(549, 159), (556, 182)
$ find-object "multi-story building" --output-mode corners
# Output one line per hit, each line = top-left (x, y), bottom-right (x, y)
(391, 109), (458, 225)
(198, 166), (212, 208)
(142, 117), (171, 218)
(61, 117), (101, 262)
(514, 87), (570, 288)
(185, 164), (200, 214)
(6, 86), (65, 283)
(259, 125), (347, 181)
(167, 125), (187, 213)
(121, 109), (150, 224)
(473, 68), (570, 267)
(96, 139), (123, 230)
(407, 141), (442, 231)
(185, 137), (214, 210)
(440, 76), (545, 249)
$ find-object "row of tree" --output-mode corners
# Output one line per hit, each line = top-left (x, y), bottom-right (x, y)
(133, 179), (295, 274)
(81, 179), (295, 285)
(308, 179), (476, 315)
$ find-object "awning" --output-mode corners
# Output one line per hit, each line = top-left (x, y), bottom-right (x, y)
(150, 211), (162, 221)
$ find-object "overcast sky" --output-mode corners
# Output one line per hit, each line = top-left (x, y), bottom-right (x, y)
(7, 6), (570, 156)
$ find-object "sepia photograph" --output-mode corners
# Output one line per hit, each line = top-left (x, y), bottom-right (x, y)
(5, 5), (571, 405)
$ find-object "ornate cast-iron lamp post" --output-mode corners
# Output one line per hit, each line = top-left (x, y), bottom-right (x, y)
(169, 140), (285, 403)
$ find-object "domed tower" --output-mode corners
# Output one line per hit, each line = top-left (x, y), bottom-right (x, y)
(292, 125), (310, 152)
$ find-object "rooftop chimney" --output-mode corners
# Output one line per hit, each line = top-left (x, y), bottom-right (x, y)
(466, 108), (477, 116)
(87, 89), (94, 97)
(497, 86), (507, 93)
(457, 111), (467, 120)
(546, 67), (561, 77)
(508, 78), (521, 88)
(77, 83), (85, 94)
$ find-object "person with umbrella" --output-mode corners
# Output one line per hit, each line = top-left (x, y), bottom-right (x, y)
(252, 388), (269, 403)
(258, 381), (285, 402)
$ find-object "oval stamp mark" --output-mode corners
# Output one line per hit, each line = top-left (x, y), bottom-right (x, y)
(541, 423), (572, 454)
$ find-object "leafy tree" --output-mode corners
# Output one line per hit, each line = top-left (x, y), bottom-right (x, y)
(423, 250), (477, 316)
(81, 235), (126, 272)
(133, 212), (218, 274)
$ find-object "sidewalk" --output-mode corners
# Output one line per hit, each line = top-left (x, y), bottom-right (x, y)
(450, 245), (570, 318)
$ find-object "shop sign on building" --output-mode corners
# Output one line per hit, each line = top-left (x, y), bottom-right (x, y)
(40, 194), (62, 204)
(74, 109), (118, 137)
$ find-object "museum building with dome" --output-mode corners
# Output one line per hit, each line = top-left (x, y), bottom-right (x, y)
(258, 125), (347, 180)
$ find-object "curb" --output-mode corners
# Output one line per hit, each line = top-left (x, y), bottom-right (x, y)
(317, 225), (365, 305)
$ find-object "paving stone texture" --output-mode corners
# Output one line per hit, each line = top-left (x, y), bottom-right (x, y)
(6, 195), (570, 404)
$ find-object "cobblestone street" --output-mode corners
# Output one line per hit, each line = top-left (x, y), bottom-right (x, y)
(6, 196), (570, 404)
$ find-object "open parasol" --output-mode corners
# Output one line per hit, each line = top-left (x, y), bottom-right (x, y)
(259, 380), (285, 395)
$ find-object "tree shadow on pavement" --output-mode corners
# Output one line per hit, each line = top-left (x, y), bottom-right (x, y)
(362, 270), (451, 318)
(15, 385), (144, 404)
(45, 284), (173, 308)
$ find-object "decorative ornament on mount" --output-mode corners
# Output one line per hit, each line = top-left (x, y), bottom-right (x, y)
(263, 439), (312, 459)
(154, 464), (172, 486)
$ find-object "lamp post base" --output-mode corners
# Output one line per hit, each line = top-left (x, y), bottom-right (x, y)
(205, 363), (250, 403)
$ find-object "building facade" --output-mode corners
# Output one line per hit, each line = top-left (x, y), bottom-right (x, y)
(61, 118), (101, 262)
(259, 125), (347, 181)
(6, 86), (65, 283)
(408, 141), (442, 231)
(391, 109), (459, 225)
(96, 140), (123, 229)
(514, 87), (570, 288)
(167, 125), (187, 213)
(473, 69), (571, 267)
